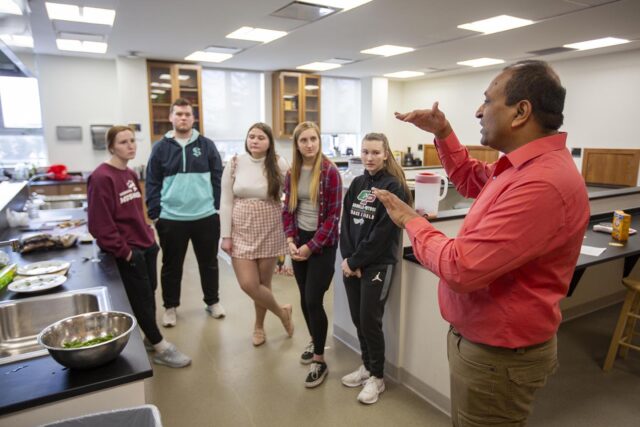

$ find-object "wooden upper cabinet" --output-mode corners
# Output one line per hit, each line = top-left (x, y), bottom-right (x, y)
(423, 145), (499, 166)
(272, 71), (321, 139)
(147, 61), (203, 143)
(582, 148), (640, 187)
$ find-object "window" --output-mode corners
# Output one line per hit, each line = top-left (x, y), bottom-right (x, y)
(320, 77), (361, 157)
(0, 76), (48, 166)
(201, 69), (264, 161)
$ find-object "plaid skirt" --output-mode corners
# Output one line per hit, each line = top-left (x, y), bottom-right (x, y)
(231, 198), (287, 259)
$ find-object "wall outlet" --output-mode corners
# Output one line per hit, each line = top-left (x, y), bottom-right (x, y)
(417, 144), (423, 151)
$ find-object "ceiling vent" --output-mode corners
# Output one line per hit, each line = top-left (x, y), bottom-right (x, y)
(271, 1), (338, 22)
(527, 46), (576, 56)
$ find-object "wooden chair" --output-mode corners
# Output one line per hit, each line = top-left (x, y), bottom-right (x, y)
(603, 277), (640, 371)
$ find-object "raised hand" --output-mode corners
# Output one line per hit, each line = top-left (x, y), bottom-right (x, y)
(394, 102), (452, 139)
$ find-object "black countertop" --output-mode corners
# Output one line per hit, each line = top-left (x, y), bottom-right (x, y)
(0, 210), (153, 415)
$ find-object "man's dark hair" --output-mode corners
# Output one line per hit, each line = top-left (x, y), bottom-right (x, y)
(170, 97), (192, 114)
(503, 60), (566, 131)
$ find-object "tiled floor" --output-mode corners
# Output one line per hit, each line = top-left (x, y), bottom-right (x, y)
(145, 247), (449, 427)
(145, 245), (640, 427)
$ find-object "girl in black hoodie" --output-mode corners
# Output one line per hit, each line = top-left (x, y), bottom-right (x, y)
(339, 133), (412, 405)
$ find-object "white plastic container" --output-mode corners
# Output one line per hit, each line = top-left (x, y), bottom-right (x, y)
(415, 172), (448, 216)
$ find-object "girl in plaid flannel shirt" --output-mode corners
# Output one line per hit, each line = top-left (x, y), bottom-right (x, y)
(283, 122), (342, 388)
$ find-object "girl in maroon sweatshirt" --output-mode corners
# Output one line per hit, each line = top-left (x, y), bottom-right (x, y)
(87, 125), (190, 368)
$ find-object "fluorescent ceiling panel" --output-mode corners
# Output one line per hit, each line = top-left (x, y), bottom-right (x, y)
(458, 15), (533, 34)
(56, 39), (108, 54)
(46, 2), (116, 26)
(0, 34), (33, 48)
(384, 71), (425, 78)
(361, 45), (414, 57)
(457, 57), (505, 68)
(0, 0), (22, 15)
(226, 26), (287, 43)
(57, 32), (104, 42)
(185, 51), (233, 63)
(296, 62), (342, 71)
(563, 37), (630, 51)
(305, 0), (372, 11)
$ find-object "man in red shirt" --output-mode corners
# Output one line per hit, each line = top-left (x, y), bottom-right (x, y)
(374, 60), (589, 425)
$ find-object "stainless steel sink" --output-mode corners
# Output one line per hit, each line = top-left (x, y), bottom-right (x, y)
(0, 287), (111, 365)
(39, 200), (86, 210)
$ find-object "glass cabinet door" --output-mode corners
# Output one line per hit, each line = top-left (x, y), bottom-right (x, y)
(303, 75), (320, 126)
(282, 74), (300, 137)
(148, 64), (173, 142)
(176, 66), (201, 133)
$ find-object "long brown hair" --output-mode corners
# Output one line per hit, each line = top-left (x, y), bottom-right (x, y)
(363, 132), (413, 205)
(287, 121), (326, 212)
(245, 122), (282, 202)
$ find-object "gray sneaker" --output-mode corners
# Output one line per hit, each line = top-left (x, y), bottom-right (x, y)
(152, 343), (191, 368)
(143, 337), (154, 352)
(300, 341), (314, 365)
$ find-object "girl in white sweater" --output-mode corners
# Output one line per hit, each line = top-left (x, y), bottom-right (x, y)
(220, 123), (293, 345)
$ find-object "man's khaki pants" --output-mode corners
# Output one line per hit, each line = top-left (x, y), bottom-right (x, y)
(447, 327), (558, 427)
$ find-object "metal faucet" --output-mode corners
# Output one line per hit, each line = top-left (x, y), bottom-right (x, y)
(26, 173), (54, 198)
(0, 239), (21, 252)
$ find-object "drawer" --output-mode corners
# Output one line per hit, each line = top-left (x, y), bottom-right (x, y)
(31, 185), (59, 196)
(59, 183), (87, 195)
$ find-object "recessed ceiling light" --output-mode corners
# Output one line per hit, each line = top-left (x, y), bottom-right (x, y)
(57, 32), (104, 42)
(296, 62), (342, 71)
(46, 2), (116, 26)
(384, 71), (425, 79)
(304, 0), (372, 11)
(457, 57), (505, 68)
(563, 37), (630, 51)
(325, 57), (355, 65)
(361, 45), (414, 57)
(0, 34), (33, 48)
(458, 15), (533, 34)
(185, 51), (233, 63)
(0, 0), (22, 15)
(226, 27), (287, 43)
(56, 39), (108, 54)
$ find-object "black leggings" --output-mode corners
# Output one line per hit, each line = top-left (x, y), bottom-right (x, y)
(292, 230), (336, 356)
(115, 244), (163, 345)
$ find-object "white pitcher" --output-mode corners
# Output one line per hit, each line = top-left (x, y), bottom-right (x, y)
(415, 172), (448, 216)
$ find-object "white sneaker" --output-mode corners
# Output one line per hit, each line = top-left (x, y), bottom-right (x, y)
(152, 343), (191, 368)
(205, 302), (226, 319)
(357, 377), (385, 404)
(341, 365), (371, 387)
(162, 308), (177, 327)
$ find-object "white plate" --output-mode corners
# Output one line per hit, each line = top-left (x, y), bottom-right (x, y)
(17, 260), (71, 276)
(8, 274), (67, 293)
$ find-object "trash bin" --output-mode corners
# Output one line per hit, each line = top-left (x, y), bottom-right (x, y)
(40, 404), (162, 427)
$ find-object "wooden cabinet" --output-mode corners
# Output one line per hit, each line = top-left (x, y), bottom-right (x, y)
(582, 148), (640, 187)
(272, 71), (320, 139)
(423, 145), (498, 166)
(147, 61), (203, 143)
(58, 183), (87, 195)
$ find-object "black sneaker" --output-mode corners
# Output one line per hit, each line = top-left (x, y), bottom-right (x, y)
(300, 341), (314, 365)
(305, 361), (328, 388)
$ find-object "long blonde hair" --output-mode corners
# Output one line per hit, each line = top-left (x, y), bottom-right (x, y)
(288, 122), (325, 212)
(363, 132), (413, 205)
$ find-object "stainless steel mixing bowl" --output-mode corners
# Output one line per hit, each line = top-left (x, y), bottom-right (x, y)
(38, 311), (136, 369)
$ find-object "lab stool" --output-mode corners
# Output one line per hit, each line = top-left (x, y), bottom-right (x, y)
(603, 277), (640, 371)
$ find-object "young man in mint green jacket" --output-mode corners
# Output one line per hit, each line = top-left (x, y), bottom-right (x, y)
(146, 98), (225, 327)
